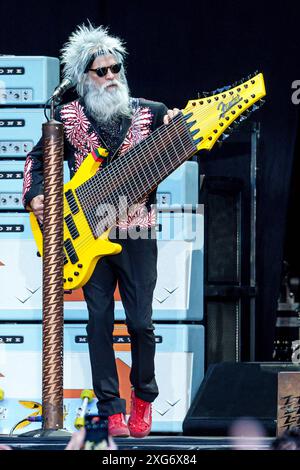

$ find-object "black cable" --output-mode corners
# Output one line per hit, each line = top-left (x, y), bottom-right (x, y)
(43, 98), (51, 122)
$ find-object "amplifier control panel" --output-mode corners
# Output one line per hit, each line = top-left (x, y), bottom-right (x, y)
(0, 88), (33, 104)
(0, 141), (33, 156)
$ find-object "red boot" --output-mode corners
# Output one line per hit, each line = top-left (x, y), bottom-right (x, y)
(128, 391), (152, 438)
(108, 413), (130, 437)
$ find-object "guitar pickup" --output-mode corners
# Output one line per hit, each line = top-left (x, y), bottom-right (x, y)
(64, 238), (79, 265)
(64, 214), (79, 240)
(65, 189), (79, 215)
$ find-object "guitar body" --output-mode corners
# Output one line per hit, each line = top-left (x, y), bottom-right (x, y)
(30, 148), (122, 290)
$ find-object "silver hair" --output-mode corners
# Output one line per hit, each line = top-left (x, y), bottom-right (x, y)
(60, 22), (127, 97)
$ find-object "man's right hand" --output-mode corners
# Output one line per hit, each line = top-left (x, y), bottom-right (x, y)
(30, 194), (44, 223)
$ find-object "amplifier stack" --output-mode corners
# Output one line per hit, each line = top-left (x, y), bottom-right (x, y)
(0, 61), (205, 436)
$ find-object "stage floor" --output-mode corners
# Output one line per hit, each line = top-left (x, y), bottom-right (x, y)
(0, 434), (274, 451)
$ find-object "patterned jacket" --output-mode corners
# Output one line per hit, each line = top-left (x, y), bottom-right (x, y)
(22, 97), (168, 228)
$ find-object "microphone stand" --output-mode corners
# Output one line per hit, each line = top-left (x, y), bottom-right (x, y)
(21, 96), (70, 440)
(41, 97), (65, 432)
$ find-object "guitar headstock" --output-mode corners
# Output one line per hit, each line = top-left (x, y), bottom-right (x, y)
(182, 72), (266, 151)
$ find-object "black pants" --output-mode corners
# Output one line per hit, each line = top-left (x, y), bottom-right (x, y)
(82, 232), (159, 417)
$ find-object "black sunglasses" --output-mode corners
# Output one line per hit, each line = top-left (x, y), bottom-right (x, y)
(89, 63), (122, 77)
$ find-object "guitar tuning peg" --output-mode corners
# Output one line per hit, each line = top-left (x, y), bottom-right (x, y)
(197, 91), (209, 98)
(248, 70), (259, 79)
(259, 99), (266, 106)
(239, 114), (248, 122)
(210, 85), (231, 95)
(220, 85), (231, 92)
(221, 133), (230, 141)
(252, 104), (259, 111)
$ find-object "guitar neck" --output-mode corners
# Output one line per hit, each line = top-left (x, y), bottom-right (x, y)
(76, 113), (197, 235)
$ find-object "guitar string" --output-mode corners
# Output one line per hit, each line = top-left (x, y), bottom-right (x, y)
(77, 114), (192, 230)
(63, 89), (259, 260)
(63, 114), (194, 259)
(66, 96), (253, 259)
(69, 113), (195, 252)
(80, 81), (257, 199)
(77, 90), (250, 213)
(73, 98), (243, 245)
(77, 109), (203, 227)
(67, 110), (212, 258)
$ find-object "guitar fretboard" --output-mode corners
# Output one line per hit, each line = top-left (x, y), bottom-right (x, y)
(75, 113), (197, 237)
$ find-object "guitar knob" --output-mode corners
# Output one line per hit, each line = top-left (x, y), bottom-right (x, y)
(74, 272), (79, 276)
(68, 277), (73, 282)
(77, 264), (83, 268)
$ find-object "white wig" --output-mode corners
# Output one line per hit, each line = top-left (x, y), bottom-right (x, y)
(60, 22), (127, 96)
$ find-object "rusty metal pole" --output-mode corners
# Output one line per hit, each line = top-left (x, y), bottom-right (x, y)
(42, 114), (64, 430)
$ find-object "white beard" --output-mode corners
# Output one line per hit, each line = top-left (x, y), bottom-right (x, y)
(83, 76), (131, 123)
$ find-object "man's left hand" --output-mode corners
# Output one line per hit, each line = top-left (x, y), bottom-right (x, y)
(163, 108), (180, 125)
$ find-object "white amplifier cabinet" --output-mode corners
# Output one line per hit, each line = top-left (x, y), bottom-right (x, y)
(157, 161), (198, 208)
(0, 323), (204, 433)
(0, 108), (46, 158)
(0, 56), (59, 105)
(0, 161), (70, 210)
(0, 211), (204, 321)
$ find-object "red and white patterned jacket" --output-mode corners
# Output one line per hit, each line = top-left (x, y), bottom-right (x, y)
(22, 97), (168, 229)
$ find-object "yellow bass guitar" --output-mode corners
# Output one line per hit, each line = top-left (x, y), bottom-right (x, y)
(30, 72), (266, 290)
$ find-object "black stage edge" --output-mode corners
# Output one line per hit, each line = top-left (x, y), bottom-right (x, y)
(0, 435), (273, 450)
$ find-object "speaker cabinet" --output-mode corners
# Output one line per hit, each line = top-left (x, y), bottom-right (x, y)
(183, 362), (300, 436)
(199, 124), (259, 364)
(206, 299), (241, 363)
